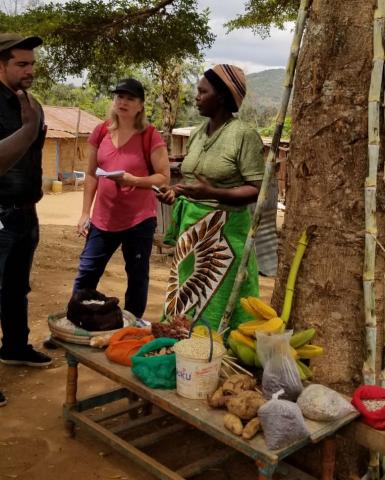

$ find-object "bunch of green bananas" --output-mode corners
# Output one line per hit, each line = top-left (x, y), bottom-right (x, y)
(228, 327), (322, 380)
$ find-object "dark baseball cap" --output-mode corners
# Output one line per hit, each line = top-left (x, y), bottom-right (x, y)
(111, 78), (145, 100)
(0, 33), (43, 54)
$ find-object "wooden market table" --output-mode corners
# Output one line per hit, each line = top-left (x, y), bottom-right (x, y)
(53, 339), (359, 480)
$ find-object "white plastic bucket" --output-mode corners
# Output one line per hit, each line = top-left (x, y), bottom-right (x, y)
(175, 353), (223, 399)
(175, 341), (224, 400)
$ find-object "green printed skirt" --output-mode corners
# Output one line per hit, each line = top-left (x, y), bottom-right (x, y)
(163, 197), (259, 331)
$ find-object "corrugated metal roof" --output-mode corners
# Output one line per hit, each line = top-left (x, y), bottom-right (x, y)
(261, 136), (290, 145)
(45, 129), (74, 139)
(171, 128), (291, 148)
(43, 105), (102, 138)
(172, 126), (195, 136)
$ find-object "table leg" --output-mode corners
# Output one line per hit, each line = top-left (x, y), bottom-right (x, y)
(321, 436), (336, 480)
(127, 391), (153, 418)
(64, 353), (78, 437)
(128, 391), (139, 420)
(256, 460), (277, 480)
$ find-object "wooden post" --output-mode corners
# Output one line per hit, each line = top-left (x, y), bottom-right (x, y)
(367, 451), (381, 480)
(65, 353), (78, 437)
(321, 437), (336, 480)
(256, 460), (277, 480)
(71, 107), (81, 177)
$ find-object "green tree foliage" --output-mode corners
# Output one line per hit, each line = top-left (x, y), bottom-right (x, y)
(32, 58), (204, 132)
(175, 82), (201, 127)
(259, 116), (291, 139)
(238, 97), (291, 138)
(226, 0), (299, 37)
(150, 56), (203, 146)
(32, 82), (110, 119)
(238, 70), (289, 131)
(0, 0), (214, 85)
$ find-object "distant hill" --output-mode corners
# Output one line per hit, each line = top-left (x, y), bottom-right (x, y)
(246, 68), (285, 109)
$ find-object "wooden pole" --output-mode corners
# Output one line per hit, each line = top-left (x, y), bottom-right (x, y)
(364, 2), (385, 478)
(382, 272), (385, 388)
(218, 0), (313, 334)
(321, 437), (336, 480)
(64, 353), (78, 438)
(71, 107), (81, 177)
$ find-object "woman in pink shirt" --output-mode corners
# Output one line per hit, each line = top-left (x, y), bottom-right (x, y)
(73, 78), (170, 318)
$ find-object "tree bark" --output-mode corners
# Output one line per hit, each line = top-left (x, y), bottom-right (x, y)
(272, 2), (380, 475)
(158, 61), (183, 153)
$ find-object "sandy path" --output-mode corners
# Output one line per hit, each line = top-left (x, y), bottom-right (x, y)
(37, 191), (83, 226)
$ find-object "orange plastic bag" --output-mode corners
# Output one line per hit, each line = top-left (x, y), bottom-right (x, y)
(105, 327), (154, 366)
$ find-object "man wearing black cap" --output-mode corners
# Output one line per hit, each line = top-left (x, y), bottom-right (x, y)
(0, 33), (52, 406)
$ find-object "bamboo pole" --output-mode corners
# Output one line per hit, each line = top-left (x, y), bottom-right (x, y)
(364, 2), (385, 479)
(380, 1), (385, 393)
(365, 0), (384, 390)
(218, 0), (313, 334)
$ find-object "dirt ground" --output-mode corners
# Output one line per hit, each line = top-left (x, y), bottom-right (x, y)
(0, 191), (275, 480)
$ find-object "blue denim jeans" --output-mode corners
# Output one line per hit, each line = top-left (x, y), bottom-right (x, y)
(73, 217), (156, 318)
(0, 206), (39, 356)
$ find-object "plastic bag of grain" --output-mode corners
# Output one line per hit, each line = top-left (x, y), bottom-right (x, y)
(257, 331), (303, 401)
(258, 389), (309, 450)
(298, 384), (357, 422)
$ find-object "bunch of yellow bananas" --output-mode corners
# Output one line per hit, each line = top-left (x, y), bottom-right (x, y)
(227, 297), (324, 380)
(239, 297), (283, 334)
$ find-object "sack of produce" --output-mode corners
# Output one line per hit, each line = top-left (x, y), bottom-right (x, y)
(352, 385), (385, 429)
(258, 389), (309, 450)
(298, 384), (356, 422)
(257, 331), (303, 401)
(67, 288), (123, 331)
(105, 327), (154, 366)
(132, 337), (178, 389)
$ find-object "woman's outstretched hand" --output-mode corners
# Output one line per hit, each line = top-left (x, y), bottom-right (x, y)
(156, 186), (176, 205)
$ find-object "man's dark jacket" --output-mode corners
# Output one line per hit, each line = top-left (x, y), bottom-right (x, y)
(0, 81), (45, 205)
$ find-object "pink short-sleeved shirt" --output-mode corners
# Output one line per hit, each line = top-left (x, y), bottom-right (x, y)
(88, 124), (165, 232)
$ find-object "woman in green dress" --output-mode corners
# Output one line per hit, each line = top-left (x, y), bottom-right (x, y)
(158, 64), (265, 331)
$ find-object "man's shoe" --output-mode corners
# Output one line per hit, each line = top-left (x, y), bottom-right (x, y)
(0, 346), (52, 367)
(0, 391), (7, 407)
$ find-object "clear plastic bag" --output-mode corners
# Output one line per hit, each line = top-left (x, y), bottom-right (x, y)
(297, 384), (356, 422)
(257, 331), (303, 401)
(259, 389), (309, 450)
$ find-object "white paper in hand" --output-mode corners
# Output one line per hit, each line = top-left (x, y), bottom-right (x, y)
(96, 167), (125, 177)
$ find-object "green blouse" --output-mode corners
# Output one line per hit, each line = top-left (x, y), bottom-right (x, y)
(181, 117), (265, 189)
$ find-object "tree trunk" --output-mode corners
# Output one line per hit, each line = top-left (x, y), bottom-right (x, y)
(272, 1), (380, 475)
(158, 61), (183, 152)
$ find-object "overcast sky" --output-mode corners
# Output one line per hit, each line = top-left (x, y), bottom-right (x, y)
(198, 0), (292, 74)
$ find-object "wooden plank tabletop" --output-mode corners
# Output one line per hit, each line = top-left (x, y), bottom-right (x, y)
(341, 421), (385, 453)
(53, 339), (359, 466)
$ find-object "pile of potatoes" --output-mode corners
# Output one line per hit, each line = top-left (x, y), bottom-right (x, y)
(208, 374), (266, 440)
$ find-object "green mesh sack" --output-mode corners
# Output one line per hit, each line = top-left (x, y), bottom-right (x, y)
(131, 337), (177, 389)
